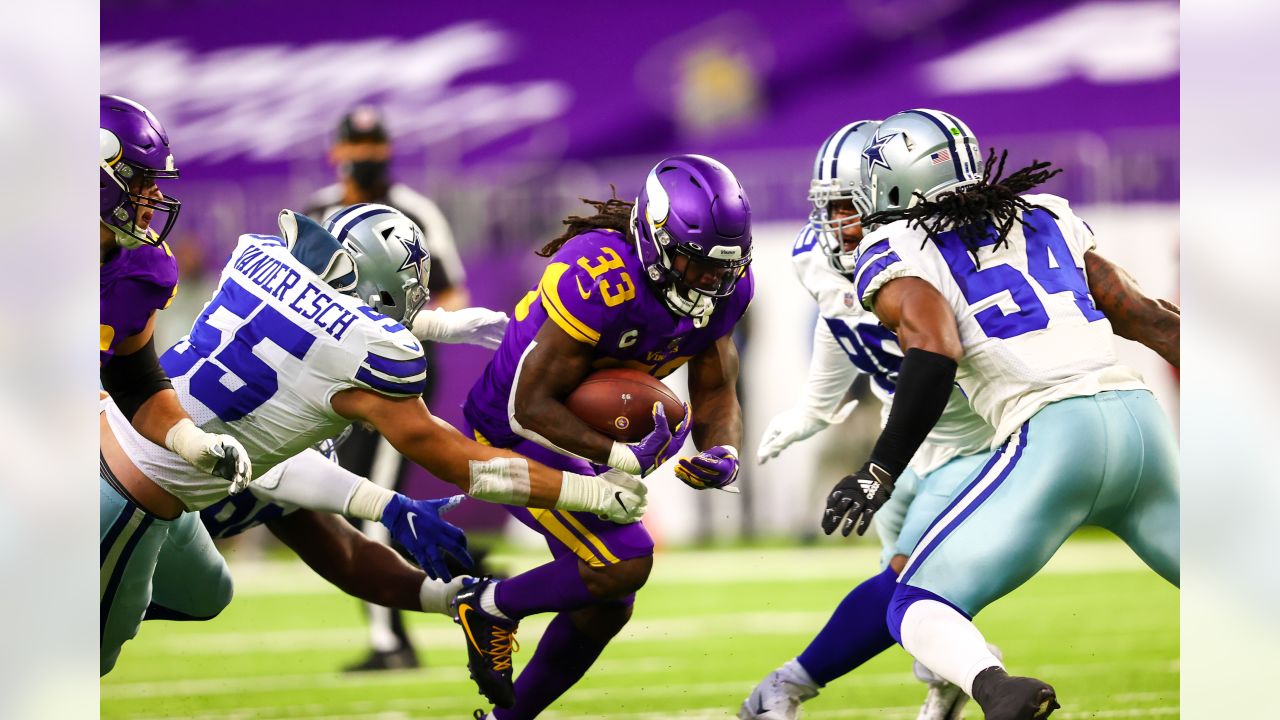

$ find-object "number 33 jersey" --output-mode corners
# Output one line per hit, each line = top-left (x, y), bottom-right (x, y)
(853, 193), (1145, 445)
(102, 234), (427, 510)
(464, 229), (754, 448)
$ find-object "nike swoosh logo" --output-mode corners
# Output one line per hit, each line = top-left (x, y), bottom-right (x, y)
(407, 512), (419, 540)
(576, 276), (593, 300)
(458, 604), (484, 653)
(755, 696), (767, 714)
(613, 491), (629, 514)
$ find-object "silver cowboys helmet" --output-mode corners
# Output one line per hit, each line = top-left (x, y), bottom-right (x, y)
(808, 119), (881, 273)
(860, 109), (983, 226)
(322, 203), (431, 325)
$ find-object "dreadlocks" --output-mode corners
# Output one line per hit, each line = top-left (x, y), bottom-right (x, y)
(863, 148), (1063, 265)
(537, 185), (635, 257)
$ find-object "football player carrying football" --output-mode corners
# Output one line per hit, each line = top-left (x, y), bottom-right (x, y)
(743, 120), (1000, 720)
(458, 154), (753, 716)
(99, 94), (251, 494)
(826, 109), (1179, 720)
(100, 205), (645, 675)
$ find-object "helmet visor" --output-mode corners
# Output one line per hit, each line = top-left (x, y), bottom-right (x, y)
(668, 244), (749, 299)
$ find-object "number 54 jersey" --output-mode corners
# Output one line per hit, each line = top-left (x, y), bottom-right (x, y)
(852, 194), (1145, 445)
(102, 233), (427, 511)
(464, 229), (754, 448)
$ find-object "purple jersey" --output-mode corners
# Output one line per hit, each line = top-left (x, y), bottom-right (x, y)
(464, 229), (754, 447)
(100, 242), (179, 365)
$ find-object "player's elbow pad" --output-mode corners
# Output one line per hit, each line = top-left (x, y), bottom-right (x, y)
(101, 336), (174, 421)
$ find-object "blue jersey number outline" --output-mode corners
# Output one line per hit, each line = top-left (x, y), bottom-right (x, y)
(933, 208), (1102, 339)
(824, 318), (902, 392)
(162, 278), (318, 422)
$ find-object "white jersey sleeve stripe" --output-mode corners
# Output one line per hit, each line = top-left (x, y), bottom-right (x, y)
(853, 239), (907, 308)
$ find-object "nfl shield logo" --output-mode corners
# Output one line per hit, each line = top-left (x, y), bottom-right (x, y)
(843, 292), (856, 308)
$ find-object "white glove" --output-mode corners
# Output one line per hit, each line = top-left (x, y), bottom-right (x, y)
(410, 307), (509, 350)
(556, 468), (648, 524)
(756, 403), (856, 465)
(165, 419), (254, 494)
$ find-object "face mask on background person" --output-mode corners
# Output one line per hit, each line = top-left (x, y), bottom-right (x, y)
(345, 159), (389, 191)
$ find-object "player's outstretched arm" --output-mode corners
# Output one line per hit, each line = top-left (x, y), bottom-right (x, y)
(757, 320), (861, 465)
(267, 508), (435, 611)
(674, 335), (744, 492)
(1084, 251), (1180, 369)
(330, 388), (646, 523)
(103, 314), (252, 492)
(822, 278), (962, 537)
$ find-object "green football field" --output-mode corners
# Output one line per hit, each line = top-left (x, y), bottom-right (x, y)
(102, 534), (1178, 719)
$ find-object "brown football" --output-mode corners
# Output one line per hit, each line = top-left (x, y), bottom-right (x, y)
(565, 368), (686, 443)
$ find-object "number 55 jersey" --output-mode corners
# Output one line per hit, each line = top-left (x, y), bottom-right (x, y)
(102, 233), (427, 510)
(852, 193), (1145, 445)
(464, 228), (754, 449)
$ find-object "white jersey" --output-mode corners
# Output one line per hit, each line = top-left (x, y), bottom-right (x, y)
(853, 193), (1145, 445)
(104, 234), (427, 510)
(791, 225), (994, 474)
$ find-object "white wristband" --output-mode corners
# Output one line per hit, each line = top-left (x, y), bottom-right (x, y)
(346, 479), (396, 522)
(608, 442), (643, 475)
(467, 457), (532, 505)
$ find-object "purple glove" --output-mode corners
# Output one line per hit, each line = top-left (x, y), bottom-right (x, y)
(675, 445), (740, 491)
(625, 402), (692, 477)
(381, 494), (474, 582)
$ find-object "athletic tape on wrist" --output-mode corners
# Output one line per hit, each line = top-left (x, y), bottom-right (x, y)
(554, 472), (605, 514)
(467, 457), (532, 505)
(346, 480), (396, 522)
(609, 442), (643, 475)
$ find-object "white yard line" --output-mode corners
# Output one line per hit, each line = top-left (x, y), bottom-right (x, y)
(103, 660), (1178, 703)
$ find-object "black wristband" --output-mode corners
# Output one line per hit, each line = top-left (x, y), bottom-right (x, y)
(101, 336), (174, 421)
(868, 348), (958, 477)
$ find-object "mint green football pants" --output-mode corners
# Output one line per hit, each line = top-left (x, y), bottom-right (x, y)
(898, 389), (1179, 616)
(876, 450), (998, 569)
(100, 468), (233, 675)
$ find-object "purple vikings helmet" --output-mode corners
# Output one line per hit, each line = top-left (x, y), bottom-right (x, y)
(100, 95), (181, 248)
(631, 154), (751, 325)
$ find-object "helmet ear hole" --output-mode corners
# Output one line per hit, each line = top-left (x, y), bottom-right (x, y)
(889, 186), (900, 207)
(379, 291), (397, 308)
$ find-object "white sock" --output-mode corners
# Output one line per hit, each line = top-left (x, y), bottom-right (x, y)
(899, 599), (1003, 696)
(366, 603), (399, 652)
(419, 576), (468, 615)
(480, 581), (510, 621)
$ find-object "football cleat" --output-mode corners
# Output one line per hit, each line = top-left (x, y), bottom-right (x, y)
(341, 646), (419, 673)
(913, 643), (1001, 720)
(971, 667), (1060, 720)
(452, 578), (519, 709)
(738, 658), (820, 720)
(915, 678), (967, 720)
(471, 711), (492, 720)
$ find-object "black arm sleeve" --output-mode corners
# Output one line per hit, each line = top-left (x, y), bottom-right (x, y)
(868, 348), (958, 477)
(101, 336), (174, 421)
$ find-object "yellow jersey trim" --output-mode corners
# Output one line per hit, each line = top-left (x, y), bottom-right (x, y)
(538, 263), (601, 345)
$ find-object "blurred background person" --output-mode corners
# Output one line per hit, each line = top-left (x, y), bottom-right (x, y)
(303, 106), (478, 673)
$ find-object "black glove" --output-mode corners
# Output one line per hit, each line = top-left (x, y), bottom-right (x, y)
(822, 462), (896, 537)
